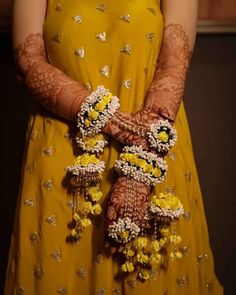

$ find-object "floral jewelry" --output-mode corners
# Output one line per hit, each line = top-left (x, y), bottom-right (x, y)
(77, 85), (120, 135)
(65, 85), (120, 242)
(149, 192), (185, 221)
(147, 119), (178, 153)
(114, 145), (167, 186)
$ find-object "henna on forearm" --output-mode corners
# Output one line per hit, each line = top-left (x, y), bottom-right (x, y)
(144, 23), (193, 123)
(14, 33), (91, 121)
(106, 176), (150, 227)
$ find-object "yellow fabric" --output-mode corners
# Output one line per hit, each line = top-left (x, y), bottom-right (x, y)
(5, 0), (224, 294)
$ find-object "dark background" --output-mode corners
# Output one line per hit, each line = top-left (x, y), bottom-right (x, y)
(1, 32), (236, 294)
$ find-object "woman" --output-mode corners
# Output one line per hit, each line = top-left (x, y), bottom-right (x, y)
(4, 0), (223, 294)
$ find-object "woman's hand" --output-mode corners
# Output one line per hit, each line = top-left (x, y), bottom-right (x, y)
(104, 176), (150, 254)
(102, 107), (164, 151)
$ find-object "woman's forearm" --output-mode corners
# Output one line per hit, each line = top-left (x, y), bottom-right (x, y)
(144, 23), (193, 123)
(15, 33), (91, 121)
(144, 0), (198, 123)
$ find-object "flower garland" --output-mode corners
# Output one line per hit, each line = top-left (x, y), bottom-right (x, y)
(114, 145), (167, 186)
(65, 85), (119, 241)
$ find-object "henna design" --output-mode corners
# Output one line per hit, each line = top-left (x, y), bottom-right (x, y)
(14, 33), (90, 121)
(106, 176), (150, 226)
(103, 108), (164, 151)
(144, 24), (192, 122)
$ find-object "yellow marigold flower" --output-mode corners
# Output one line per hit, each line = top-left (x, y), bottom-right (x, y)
(121, 261), (134, 272)
(159, 225), (170, 237)
(152, 167), (162, 178)
(151, 240), (161, 252)
(157, 131), (169, 143)
(138, 269), (150, 280)
(175, 251), (183, 259)
(102, 93), (112, 104)
(134, 237), (148, 250)
(137, 252), (149, 264)
(91, 191), (102, 202)
(80, 218), (91, 228)
(137, 158), (147, 169)
(159, 237), (167, 247)
(123, 248), (135, 258)
(82, 201), (93, 213)
(86, 138), (97, 147)
(92, 204), (102, 215)
(71, 229), (78, 237)
(149, 253), (161, 265)
(119, 230), (129, 241)
(95, 100), (107, 112)
(88, 109), (99, 120)
(145, 163), (153, 173)
(73, 213), (80, 221)
(169, 235), (182, 245)
(84, 118), (91, 127)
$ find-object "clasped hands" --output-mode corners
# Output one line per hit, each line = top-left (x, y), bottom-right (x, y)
(102, 107), (170, 253)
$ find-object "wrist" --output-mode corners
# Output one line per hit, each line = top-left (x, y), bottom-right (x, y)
(76, 85), (120, 135)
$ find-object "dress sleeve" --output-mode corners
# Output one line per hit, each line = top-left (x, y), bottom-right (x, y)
(15, 33), (91, 122)
(144, 0), (197, 123)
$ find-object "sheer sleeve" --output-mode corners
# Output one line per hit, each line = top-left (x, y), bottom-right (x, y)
(144, 0), (198, 123)
(13, 0), (90, 122)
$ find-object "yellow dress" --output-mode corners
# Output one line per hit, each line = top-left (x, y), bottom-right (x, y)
(5, 0), (224, 294)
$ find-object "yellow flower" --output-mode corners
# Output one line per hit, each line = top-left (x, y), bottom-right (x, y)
(71, 229), (76, 236)
(121, 261), (134, 272)
(82, 201), (93, 213)
(138, 269), (150, 280)
(149, 253), (161, 265)
(86, 138), (97, 147)
(159, 225), (170, 237)
(169, 251), (183, 260)
(159, 237), (167, 247)
(137, 252), (149, 264)
(145, 163), (153, 173)
(123, 248), (135, 258)
(157, 131), (169, 143)
(175, 251), (183, 259)
(152, 167), (162, 177)
(151, 240), (161, 252)
(73, 213), (80, 221)
(119, 230), (129, 241)
(87, 187), (103, 202)
(91, 191), (103, 202)
(80, 218), (91, 228)
(88, 109), (99, 120)
(134, 237), (148, 250)
(92, 204), (102, 215)
(84, 118), (91, 127)
(95, 100), (106, 112)
(169, 235), (182, 245)
(137, 158), (148, 169)
(102, 93), (112, 104)
(78, 154), (99, 166)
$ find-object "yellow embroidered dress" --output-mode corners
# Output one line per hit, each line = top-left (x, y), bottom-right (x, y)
(5, 0), (224, 294)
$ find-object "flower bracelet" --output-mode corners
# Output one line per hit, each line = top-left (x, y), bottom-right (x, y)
(147, 119), (178, 153)
(65, 85), (120, 242)
(77, 85), (120, 136)
(114, 145), (168, 187)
